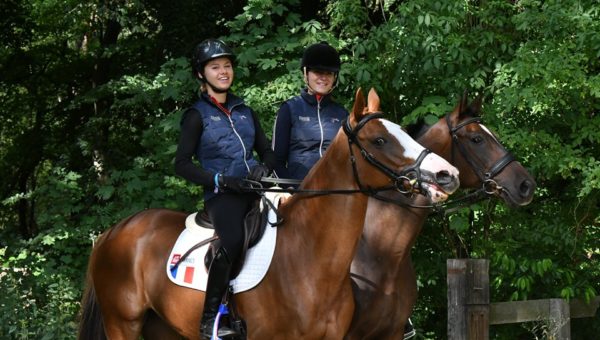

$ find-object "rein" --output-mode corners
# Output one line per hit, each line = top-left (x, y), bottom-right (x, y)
(245, 113), (517, 214)
(241, 112), (438, 209)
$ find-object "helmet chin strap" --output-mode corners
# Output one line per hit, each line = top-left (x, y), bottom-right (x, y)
(303, 67), (337, 95)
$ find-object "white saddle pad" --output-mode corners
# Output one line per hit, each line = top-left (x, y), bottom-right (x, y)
(166, 192), (287, 293)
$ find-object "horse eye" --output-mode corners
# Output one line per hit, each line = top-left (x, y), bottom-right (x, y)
(471, 135), (484, 144)
(372, 137), (386, 147)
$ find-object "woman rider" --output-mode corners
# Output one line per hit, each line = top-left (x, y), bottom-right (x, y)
(174, 39), (275, 339)
(271, 42), (348, 182)
(271, 41), (416, 339)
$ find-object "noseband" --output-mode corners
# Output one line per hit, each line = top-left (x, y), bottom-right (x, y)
(343, 113), (431, 195)
(446, 114), (514, 195)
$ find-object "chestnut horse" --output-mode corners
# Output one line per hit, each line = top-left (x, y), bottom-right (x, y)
(77, 88), (460, 340)
(346, 94), (536, 339)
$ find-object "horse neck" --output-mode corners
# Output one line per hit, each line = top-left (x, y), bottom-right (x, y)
(357, 196), (430, 275)
(280, 135), (370, 273)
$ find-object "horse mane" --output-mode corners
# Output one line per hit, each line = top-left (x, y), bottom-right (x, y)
(406, 100), (483, 140)
(405, 118), (429, 140)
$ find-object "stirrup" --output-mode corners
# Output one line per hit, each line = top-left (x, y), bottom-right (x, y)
(403, 317), (416, 340)
(208, 304), (240, 340)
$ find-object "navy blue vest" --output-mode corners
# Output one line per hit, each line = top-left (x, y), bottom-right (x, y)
(286, 89), (348, 180)
(192, 93), (259, 200)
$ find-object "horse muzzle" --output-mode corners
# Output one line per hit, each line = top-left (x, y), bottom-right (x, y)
(419, 169), (460, 203)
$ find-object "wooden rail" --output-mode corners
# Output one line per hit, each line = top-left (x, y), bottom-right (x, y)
(447, 259), (600, 340)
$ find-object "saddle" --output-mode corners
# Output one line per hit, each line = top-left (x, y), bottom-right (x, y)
(197, 198), (270, 279)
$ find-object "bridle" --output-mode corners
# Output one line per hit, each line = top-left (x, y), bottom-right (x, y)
(343, 112), (432, 196)
(445, 113), (514, 198)
(244, 113), (432, 203)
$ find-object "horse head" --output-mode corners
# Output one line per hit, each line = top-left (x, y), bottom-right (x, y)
(418, 92), (536, 207)
(346, 88), (460, 203)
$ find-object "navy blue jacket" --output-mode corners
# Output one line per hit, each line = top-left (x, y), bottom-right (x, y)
(272, 88), (348, 180)
(175, 92), (275, 201)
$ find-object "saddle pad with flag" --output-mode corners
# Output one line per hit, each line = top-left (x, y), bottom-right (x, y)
(166, 192), (286, 293)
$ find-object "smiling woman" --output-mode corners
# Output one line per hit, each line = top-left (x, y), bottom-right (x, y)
(272, 42), (349, 182)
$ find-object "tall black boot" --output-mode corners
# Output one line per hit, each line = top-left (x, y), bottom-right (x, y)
(200, 247), (239, 340)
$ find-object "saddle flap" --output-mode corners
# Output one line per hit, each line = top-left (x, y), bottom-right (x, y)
(204, 198), (270, 278)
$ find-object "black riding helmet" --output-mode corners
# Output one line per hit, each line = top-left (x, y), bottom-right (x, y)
(192, 39), (235, 80)
(300, 42), (341, 73)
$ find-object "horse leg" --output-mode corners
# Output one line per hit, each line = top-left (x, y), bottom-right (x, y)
(95, 283), (146, 339)
(142, 310), (184, 340)
(78, 281), (150, 340)
(396, 255), (418, 338)
(99, 312), (144, 339)
(90, 232), (149, 339)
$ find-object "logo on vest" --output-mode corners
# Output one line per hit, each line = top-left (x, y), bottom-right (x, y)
(240, 115), (247, 120)
(210, 116), (222, 121)
(299, 116), (310, 122)
(331, 118), (340, 123)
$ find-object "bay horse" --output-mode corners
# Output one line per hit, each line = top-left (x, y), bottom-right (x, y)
(77, 88), (460, 340)
(346, 93), (536, 339)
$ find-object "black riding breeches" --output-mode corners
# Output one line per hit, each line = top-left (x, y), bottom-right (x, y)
(204, 192), (258, 263)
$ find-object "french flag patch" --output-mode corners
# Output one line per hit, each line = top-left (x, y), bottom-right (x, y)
(169, 254), (196, 284)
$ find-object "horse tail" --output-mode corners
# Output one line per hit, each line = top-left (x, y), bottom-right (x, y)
(77, 274), (106, 340)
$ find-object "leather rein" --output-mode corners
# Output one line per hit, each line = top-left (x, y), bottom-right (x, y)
(248, 113), (516, 214)
(245, 113), (431, 204)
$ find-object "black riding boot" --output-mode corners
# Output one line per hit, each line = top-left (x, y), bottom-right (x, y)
(200, 247), (239, 340)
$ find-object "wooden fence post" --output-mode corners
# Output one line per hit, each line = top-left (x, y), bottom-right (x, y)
(447, 259), (489, 340)
(548, 298), (570, 340)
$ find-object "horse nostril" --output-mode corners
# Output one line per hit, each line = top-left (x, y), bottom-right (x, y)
(519, 179), (534, 197)
(436, 170), (452, 185)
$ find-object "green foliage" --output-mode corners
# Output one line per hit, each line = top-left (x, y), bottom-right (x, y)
(1, 0), (599, 338)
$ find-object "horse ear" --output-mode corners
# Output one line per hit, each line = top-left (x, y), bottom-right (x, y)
(367, 88), (381, 113)
(458, 90), (469, 117)
(469, 94), (483, 115)
(351, 87), (366, 123)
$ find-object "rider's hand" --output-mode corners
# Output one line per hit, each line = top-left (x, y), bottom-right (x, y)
(247, 164), (271, 182)
(219, 176), (247, 193)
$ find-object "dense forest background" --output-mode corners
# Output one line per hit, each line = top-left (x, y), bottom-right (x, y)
(1, 0), (599, 338)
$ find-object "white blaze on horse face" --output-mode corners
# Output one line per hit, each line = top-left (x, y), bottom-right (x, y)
(381, 120), (458, 176)
(381, 119), (459, 201)
(380, 120), (425, 159)
(479, 124), (501, 144)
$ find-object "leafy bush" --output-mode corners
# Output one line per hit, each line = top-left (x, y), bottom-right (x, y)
(1, 0), (599, 338)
